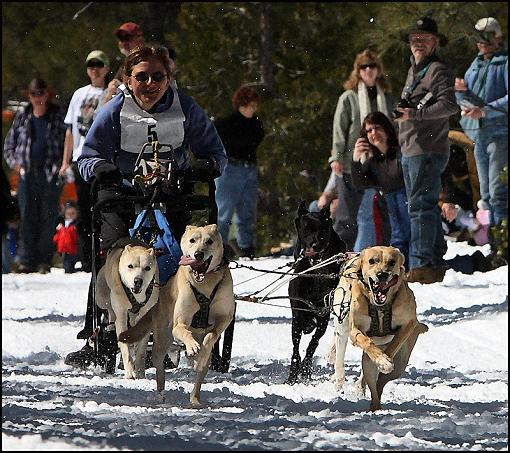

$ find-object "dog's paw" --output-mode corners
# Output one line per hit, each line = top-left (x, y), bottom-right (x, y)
(375, 354), (394, 374)
(134, 369), (146, 379)
(190, 395), (202, 408)
(355, 377), (366, 396)
(333, 374), (345, 392)
(185, 339), (200, 357)
(150, 391), (166, 404)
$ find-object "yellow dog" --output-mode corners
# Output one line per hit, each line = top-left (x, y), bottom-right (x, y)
(327, 246), (428, 411)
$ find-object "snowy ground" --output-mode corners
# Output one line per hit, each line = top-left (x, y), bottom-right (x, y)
(2, 241), (508, 451)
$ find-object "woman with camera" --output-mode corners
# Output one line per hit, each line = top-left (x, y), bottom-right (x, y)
(351, 112), (411, 269)
(328, 49), (394, 251)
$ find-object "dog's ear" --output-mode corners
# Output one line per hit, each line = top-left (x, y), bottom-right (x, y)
(125, 244), (132, 252)
(297, 200), (308, 217)
(185, 225), (196, 232)
(147, 247), (155, 257)
(318, 204), (330, 220)
(397, 250), (406, 276)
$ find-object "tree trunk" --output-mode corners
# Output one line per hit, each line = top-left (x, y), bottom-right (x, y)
(260, 3), (274, 94)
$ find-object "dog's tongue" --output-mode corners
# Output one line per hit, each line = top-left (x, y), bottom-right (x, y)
(179, 255), (197, 266)
(304, 248), (317, 257)
(377, 275), (399, 291)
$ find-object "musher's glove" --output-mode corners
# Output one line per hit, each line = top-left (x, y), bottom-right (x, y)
(189, 159), (220, 181)
(94, 161), (123, 185)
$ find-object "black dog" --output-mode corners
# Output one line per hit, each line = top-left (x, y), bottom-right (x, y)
(286, 201), (347, 384)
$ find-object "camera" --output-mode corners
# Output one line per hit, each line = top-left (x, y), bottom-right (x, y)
(392, 98), (411, 119)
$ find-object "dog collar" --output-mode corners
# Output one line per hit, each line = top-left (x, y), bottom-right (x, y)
(123, 277), (156, 315)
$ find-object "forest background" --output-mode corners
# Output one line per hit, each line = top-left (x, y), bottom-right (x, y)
(2, 2), (508, 254)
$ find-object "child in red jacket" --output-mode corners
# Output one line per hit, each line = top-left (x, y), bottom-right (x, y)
(53, 201), (79, 273)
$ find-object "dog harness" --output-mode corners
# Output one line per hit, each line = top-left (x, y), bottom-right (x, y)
(366, 303), (398, 337)
(122, 277), (155, 315)
(190, 281), (222, 329)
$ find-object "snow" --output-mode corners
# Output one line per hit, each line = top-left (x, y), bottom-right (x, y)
(2, 241), (508, 451)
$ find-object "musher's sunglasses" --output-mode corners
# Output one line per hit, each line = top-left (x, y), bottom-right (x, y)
(131, 72), (166, 83)
(359, 63), (377, 70)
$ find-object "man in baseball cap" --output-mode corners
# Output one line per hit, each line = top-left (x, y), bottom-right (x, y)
(474, 17), (503, 44)
(455, 16), (508, 269)
(103, 22), (146, 104)
(114, 22), (144, 57)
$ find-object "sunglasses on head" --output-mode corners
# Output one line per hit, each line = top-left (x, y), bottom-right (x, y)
(87, 60), (105, 68)
(29, 90), (46, 97)
(132, 72), (166, 83)
(359, 63), (377, 70)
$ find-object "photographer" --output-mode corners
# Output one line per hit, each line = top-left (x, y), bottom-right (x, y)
(395, 17), (459, 284)
(65, 44), (226, 369)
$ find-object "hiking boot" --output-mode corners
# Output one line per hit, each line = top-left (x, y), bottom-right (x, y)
(76, 327), (93, 340)
(16, 264), (34, 274)
(432, 265), (448, 282)
(37, 264), (51, 274)
(407, 265), (438, 284)
(239, 247), (255, 260)
(64, 342), (95, 369)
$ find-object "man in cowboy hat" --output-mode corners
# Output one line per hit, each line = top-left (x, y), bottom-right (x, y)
(395, 17), (459, 284)
(454, 17), (508, 268)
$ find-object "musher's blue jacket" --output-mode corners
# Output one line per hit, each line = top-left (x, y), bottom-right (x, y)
(77, 86), (227, 181)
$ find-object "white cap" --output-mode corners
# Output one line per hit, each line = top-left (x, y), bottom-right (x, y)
(475, 17), (502, 38)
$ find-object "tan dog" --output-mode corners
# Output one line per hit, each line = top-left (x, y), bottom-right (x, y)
(95, 241), (159, 379)
(327, 246), (428, 411)
(118, 224), (235, 407)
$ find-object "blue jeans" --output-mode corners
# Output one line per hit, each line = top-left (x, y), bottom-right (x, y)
(354, 188), (377, 252)
(402, 153), (449, 269)
(17, 167), (61, 269)
(215, 162), (258, 249)
(474, 133), (508, 226)
(385, 187), (411, 271)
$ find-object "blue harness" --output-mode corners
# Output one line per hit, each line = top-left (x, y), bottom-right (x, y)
(129, 209), (182, 285)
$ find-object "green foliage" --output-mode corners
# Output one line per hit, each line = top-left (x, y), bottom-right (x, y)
(2, 2), (508, 253)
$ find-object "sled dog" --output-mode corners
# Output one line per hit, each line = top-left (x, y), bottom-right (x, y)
(286, 200), (346, 384)
(119, 224), (235, 407)
(95, 239), (159, 379)
(326, 246), (428, 411)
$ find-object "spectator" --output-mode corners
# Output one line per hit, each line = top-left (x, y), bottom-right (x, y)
(102, 22), (146, 104)
(2, 165), (20, 274)
(3, 78), (66, 274)
(396, 17), (459, 284)
(53, 201), (79, 273)
(351, 112), (411, 270)
(214, 85), (265, 259)
(309, 169), (338, 219)
(328, 49), (393, 252)
(64, 44), (227, 369)
(59, 50), (111, 272)
(455, 16), (508, 266)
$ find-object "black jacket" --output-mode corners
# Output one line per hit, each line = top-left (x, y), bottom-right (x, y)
(214, 111), (264, 163)
(351, 146), (405, 194)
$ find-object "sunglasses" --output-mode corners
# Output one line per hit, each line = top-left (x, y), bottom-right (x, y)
(359, 63), (377, 70)
(131, 72), (166, 83)
(87, 60), (105, 68)
(117, 32), (135, 42)
(29, 90), (46, 97)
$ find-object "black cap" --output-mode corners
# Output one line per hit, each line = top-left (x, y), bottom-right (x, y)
(400, 17), (448, 47)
